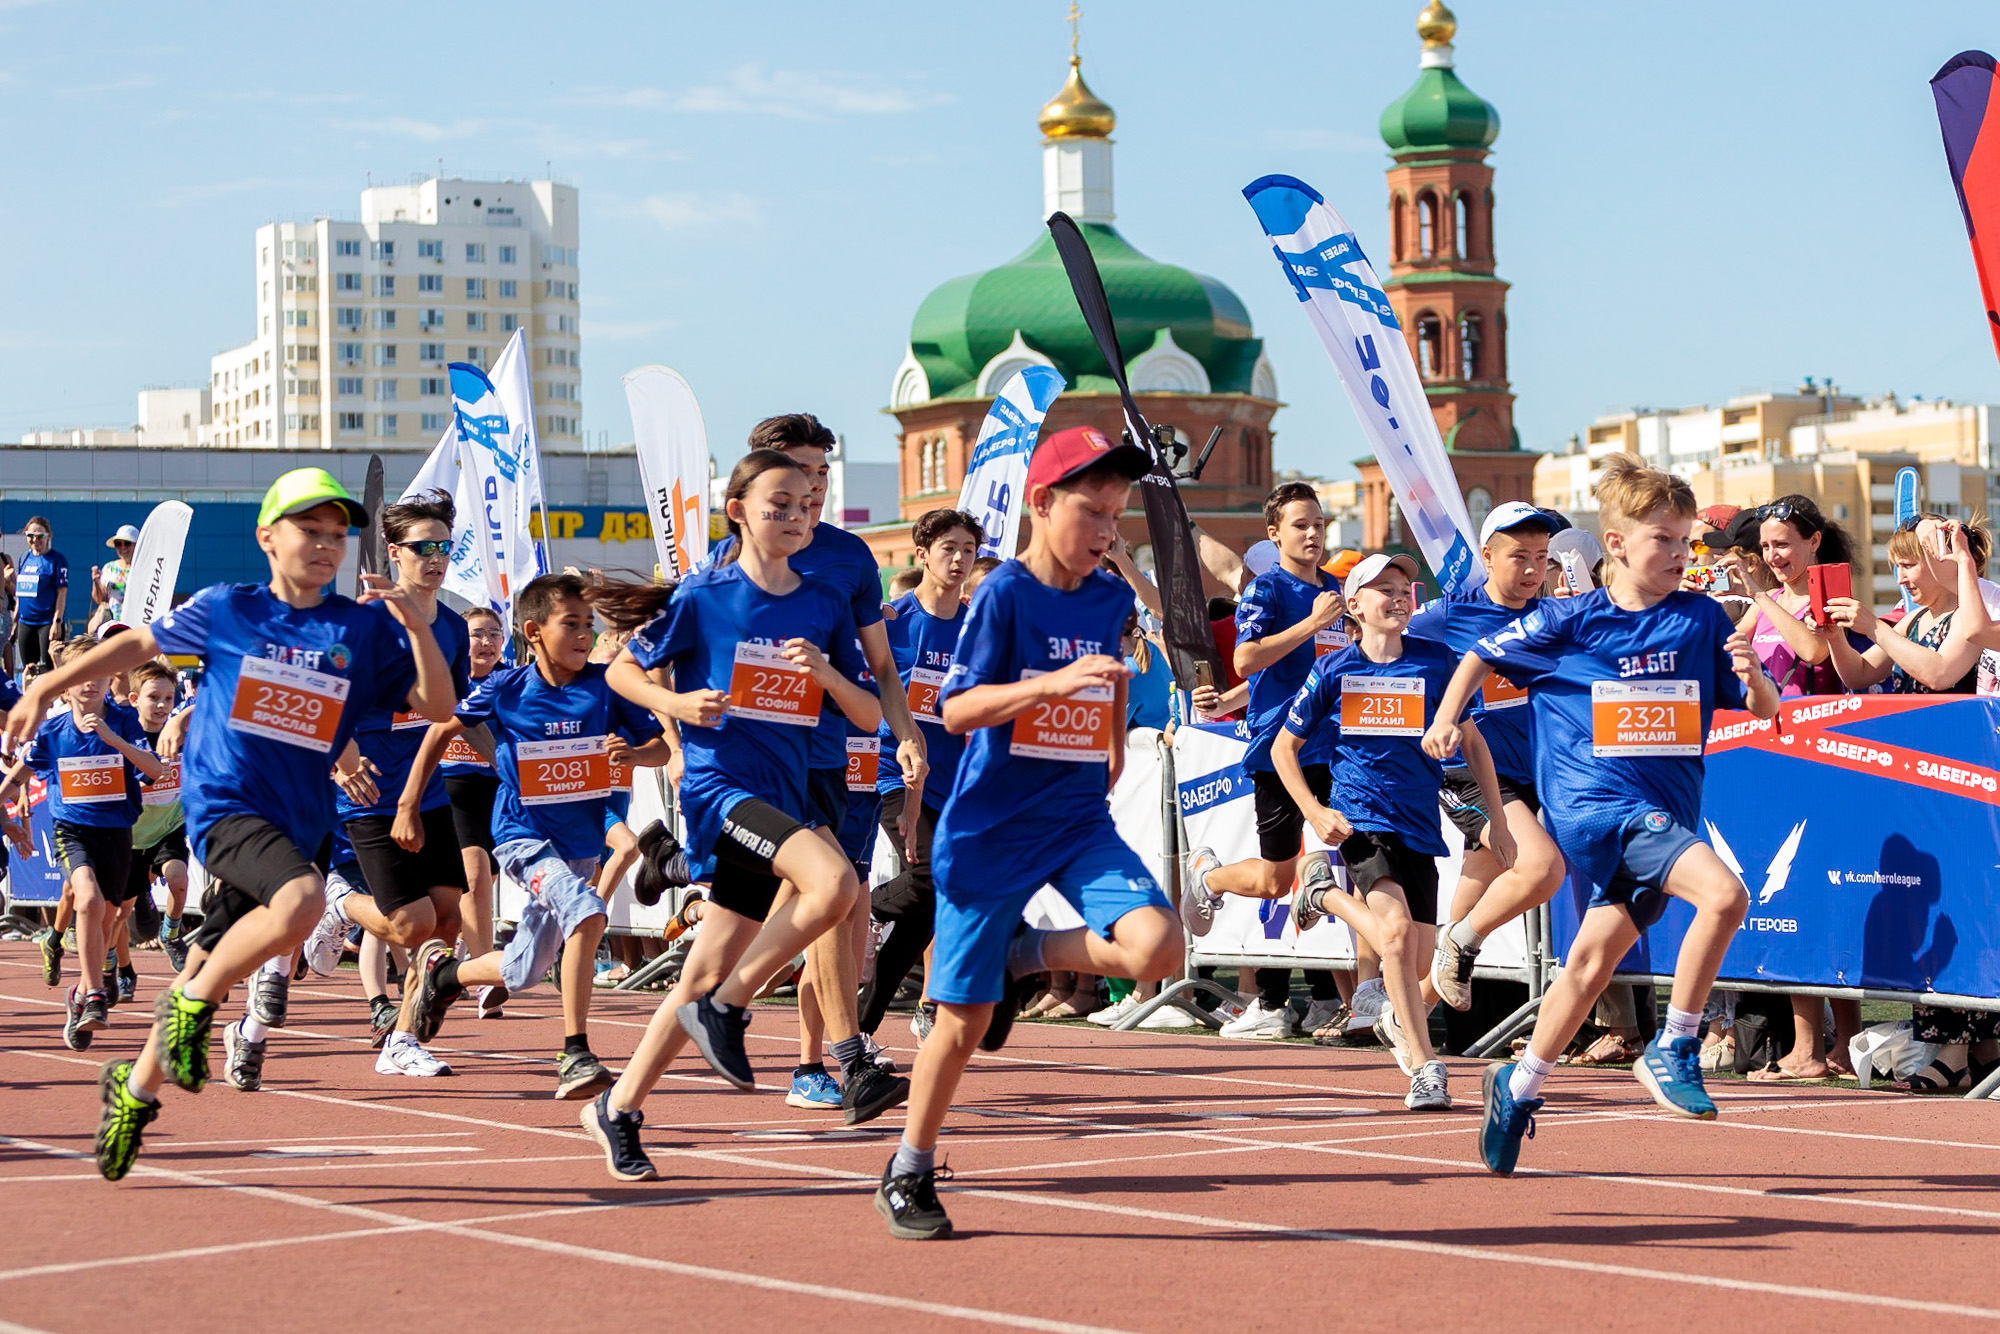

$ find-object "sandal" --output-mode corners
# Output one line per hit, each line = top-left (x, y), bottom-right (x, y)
(1903, 1057), (1969, 1092)
(1567, 1033), (1642, 1066)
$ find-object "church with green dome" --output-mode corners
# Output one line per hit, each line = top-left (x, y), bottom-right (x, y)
(869, 46), (1280, 566)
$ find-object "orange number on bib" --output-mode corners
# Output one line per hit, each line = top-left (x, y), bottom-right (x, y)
(1590, 681), (1700, 757)
(1338, 676), (1425, 736)
(725, 643), (824, 727)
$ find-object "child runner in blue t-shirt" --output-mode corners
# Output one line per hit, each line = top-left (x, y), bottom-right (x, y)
(0, 639), (163, 1051)
(1275, 552), (1512, 1113)
(0, 467), (456, 1181)
(397, 572), (669, 1099)
(874, 425), (1182, 1242)
(1423, 455), (1780, 1174)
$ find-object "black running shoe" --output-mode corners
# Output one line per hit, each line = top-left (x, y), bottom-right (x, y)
(580, 1090), (658, 1182)
(80, 989), (111, 1033)
(841, 1061), (911, 1127)
(37, 928), (63, 987)
(874, 1158), (953, 1240)
(674, 990), (755, 1090)
(223, 1018), (267, 1092)
(631, 820), (691, 908)
(96, 1060), (160, 1182)
(979, 967), (1046, 1054)
(555, 1050), (616, 1101)
(63, 986), (95, 1052)
(368, 996), (399, 1049)
(248, 969), (289, 1028)
(116, 966), (138, 1006)
(405, 940), (460, 1043)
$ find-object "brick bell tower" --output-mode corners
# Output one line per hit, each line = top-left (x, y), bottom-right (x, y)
(1358, 1), (1536, 550)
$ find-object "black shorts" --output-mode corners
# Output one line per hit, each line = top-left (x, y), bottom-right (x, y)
(53, 822), (135, 906)
(1339, 828), (1440, 922)
(192, 814), (322, 952)
(445, 772), (499, 863)
(1439, 770), (1540, 850)
(709, 797), (809, 923)
(805, 767), (846, 837)
(344, 807), (467, 914)
(1251, 765), (1332, 862)
(126, 827), (190, 902)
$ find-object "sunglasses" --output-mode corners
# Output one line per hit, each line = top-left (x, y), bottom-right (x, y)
(393, 539), (451, 558)
(24, 532), (48, 541)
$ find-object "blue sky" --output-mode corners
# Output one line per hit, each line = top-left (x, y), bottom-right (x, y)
(3, 2), (1997, 477)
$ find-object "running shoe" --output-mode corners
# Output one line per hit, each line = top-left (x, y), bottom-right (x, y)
(841, 1062), (911, 1127)
(1220, 998), (1293, 1040)
(1430, 924), (1479, 1013)
(1406, 1059), (1452, 1111)
(247, 968), (289, 1028)
(368, 996), (399, 1049)
(159, 921), (188, 972)
(116, 965), (138, 1007)
(785, 1066), (842, 1110)
(862, 1033), (897, 1073)
(102, 951), (119, 1005)
(1478, 1061), (1541, 1176)
(1633, 1035), (1718, 1119)
(1291, 853), (1336, 934)
(1179, 846), (1221, 938)
(95, 1060), (159, 1182)
(675, 990), (755, 1090)
(909, 1000), (937, 1042)
(223, 1018), (266, 1093)
(63, 985), (96, 1051)
(1374, 1000), (1416, 1075)
(153, 987), (215, 1092)
(979, 926), (1047, 1054)
(476, 984), (509, 1019)
(405, 939), (460, 1043)
(1088, 995), (1138, 1027)
(1346, 977), (1388, 1034)
(36, 927), (63, 987)
(375, 1038), (453, 1077)
(875, 1158), (953, 1241)
(631, 820), (691, 907)
(1136, 1002), (1200, 1029)
(581, 1089), (658, 1182)
(302, 899), (349, 977)
(555, 1050), (616, 1101)
(1299, 998), (1344, 1036)
(659, 894), (703, 946)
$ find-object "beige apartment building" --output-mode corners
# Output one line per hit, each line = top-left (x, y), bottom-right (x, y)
(203, 176), (581, 454)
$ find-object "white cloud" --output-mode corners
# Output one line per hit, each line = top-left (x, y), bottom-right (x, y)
(566, 64), (948, 122)
(334, 115), (490, 143)
(616, 191), (761, 230)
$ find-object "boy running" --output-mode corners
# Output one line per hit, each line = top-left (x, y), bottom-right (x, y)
(876, 426), (1182, 1240)
(127, 661), (193, 971)
(1422, 456), (1779, 1174)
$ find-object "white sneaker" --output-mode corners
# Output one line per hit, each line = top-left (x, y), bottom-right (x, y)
(1375, 1001), (1416, 1075)
(1179, 847), (1221, 938)
(1137, 1002), (1199, 1029)
(1405, 1059), (1451, 1111)
(375, 1038), (453, 1077)
(302, 896), (349, 977)
(1299, 999), (1344, 1036)
(1221, 998), (1294, 1040)
(1209, 991), (1250, 1024)
(476, 985), (508, 1019)
(862, 1033), (897, 1072)
(1346, 978), (1387, 1033)
(1088, 995), (1138, 1027)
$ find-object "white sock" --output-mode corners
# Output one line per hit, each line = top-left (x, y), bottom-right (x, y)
(1509, 1049), (1555, 1102)
(1448, 919), (1486, 950)
(260, 953), (290, 978)
(125, 1072), (158, 1104)
(1662, 1005), (1700, 1045)
(239, 1014), (270, 1043)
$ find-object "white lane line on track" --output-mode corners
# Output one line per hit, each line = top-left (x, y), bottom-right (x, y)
(1, 1153), (599, 1183)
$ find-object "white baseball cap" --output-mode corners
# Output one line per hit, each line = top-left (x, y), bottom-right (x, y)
(1548, 529), (1605, 591)
(1479, 501), (1560, 548)
(107, 525), (140, 547)
(1341, 552), (1421, 602)
(1242, 539), (1280, 577)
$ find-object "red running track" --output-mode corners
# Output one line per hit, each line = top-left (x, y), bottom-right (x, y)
(2, 945), (1998, 1333)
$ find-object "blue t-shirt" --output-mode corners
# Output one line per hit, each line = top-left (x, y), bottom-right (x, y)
(1126, 649), (1172, 731)
(149, 583), (418, 865)
(627, 560), (867, 874)
(1284, 635), (1459, 857)
(16, 551), (69, 626)
(709, 523), (885, 770)
(454, 661), (662, 862)
(23, 702), (151, 827)
(1236, 565), (1345, 772)
(934, 562), (1133, 897)
(1406, 587), (1540, 785)
(876, 590), (968, 810)
(336, 603), (471, 821)
(1472, 589), (1749, 893)
(439, 666), (497, 778)
(0, 675), (20, 714)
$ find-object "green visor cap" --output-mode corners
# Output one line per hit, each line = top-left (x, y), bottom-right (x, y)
(259, 467), (368, 529)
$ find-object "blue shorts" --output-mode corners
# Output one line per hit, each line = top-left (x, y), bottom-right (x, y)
(840, 788), (882, 865)
(603, 792), (631, 835)
(1588, 810), (1702, 930)
(495, 838), (604, 992)
(929, 837), (1167, 1006)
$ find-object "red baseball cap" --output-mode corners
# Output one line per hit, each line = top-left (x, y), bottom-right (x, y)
(1025, 425), (1152, 492)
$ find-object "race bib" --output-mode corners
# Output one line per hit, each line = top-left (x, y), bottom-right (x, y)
(1481, 673), (1529, 711)
(515, 736), (610, 807)
(845, 736), (880, 792)
(57, 753), (125, 805)
(1591, 680), (1701, 757)
(608, 753), (632, 794)
(390, 709), (430, 732)
(143, 759), (181, 807)
(726, 642), (823, 727)
(907, 666), (947, 724)
(1314, 626), (1350, 657)
(17, 572), (38, 599)
(1339, 675), (1425, 736)
(1009, 669), (1115, 763)
(441, 734), (490, 768)
(229, 655), (349, 753)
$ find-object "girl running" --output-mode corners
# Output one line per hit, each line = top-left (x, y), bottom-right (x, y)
(447, 605), (508, 1015)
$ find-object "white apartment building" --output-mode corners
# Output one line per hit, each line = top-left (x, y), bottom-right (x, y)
(203, 176), (581, 453)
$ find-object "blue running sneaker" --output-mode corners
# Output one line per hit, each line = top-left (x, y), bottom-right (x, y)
(785, 1066), (842, 1110)
(1634, 1035), (1717, 1119)
(1479, 1062), (1542, 1176)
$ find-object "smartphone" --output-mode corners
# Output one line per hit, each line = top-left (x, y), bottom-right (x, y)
(1808, 564), (1852, 626)
(1936, 526), (1954, 560)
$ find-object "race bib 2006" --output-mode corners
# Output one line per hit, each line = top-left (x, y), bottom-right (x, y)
(1591, 680), (1700, 757)
(1009, 669), (1115, 763)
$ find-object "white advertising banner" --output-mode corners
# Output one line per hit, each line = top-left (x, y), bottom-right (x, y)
(957, 364), (1066, 560)
(123, 500), (192, 630)
(622, 364), (711, 578)
(489, 330), (550, 592)
(402, 424), (495, 612)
